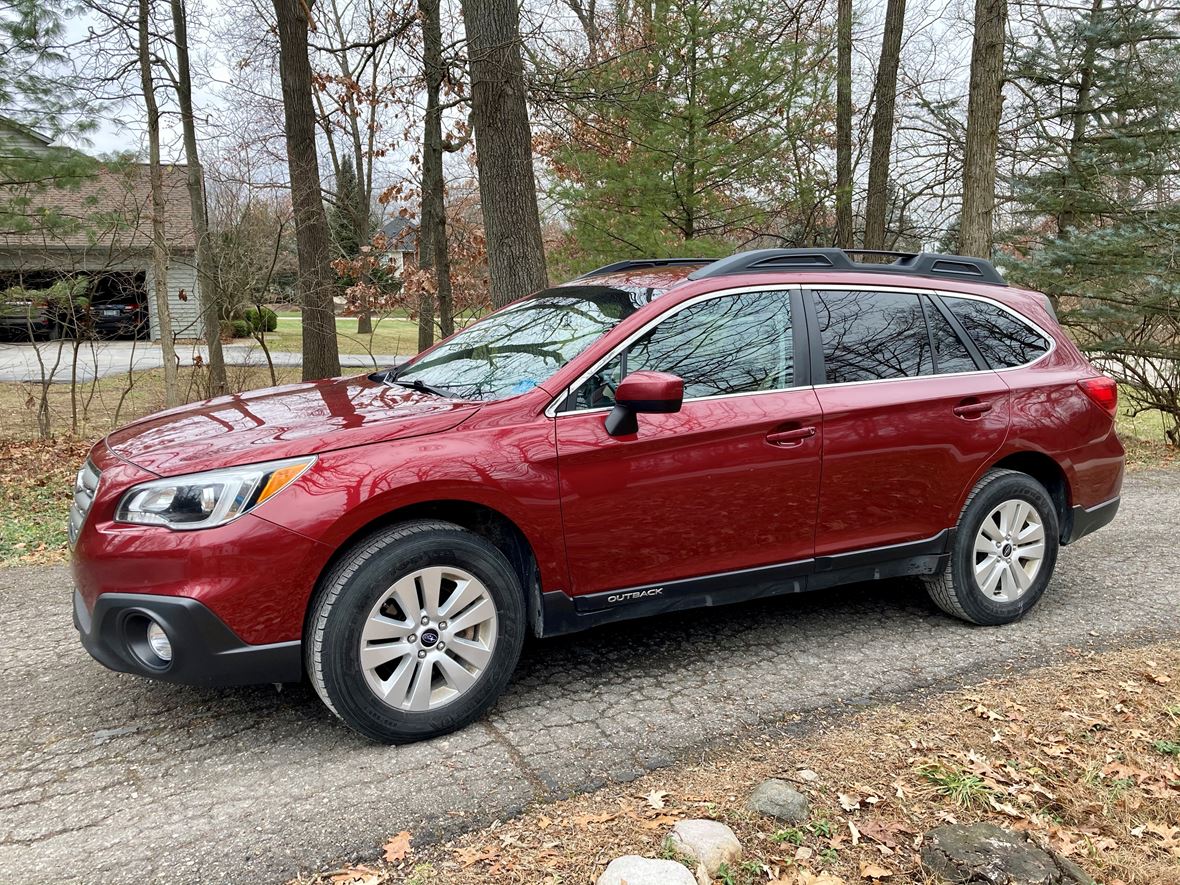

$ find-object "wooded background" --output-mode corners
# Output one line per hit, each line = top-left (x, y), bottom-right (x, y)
(2, 0), (1178, 441)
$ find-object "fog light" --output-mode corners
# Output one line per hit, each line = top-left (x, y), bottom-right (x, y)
(146, 620), (172, 662)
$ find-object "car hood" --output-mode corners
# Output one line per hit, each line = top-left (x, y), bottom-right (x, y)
(105, 374), (480, 476)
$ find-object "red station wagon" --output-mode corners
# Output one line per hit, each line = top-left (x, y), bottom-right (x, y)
(71, 249), (1125, 742)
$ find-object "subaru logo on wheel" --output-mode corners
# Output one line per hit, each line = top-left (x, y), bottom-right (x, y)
(420, 629), (440, 648)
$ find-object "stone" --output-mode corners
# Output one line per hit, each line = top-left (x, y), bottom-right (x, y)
(797, 768), (820, 782)
(920, 823), (1096, 885)
(596, 855), (697, 885)
(667, 818), (742, 877)
(747, 778), (810, 823)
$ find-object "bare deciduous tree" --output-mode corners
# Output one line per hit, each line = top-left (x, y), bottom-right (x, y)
(137, 0), (180, 407)
(169, 0), (228, 395)
(960, 0), (1007, 257)
(460, 0), (548, 308)
(272, 0), (341, 380)
(863, 0), (906, 251)
(835, 0), (854, 248)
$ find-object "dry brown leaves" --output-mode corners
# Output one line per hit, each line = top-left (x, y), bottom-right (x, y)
(295, 643), (1180, 885)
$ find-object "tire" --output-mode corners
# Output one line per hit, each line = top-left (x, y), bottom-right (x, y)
(306, 520), (526, 743)
(922, 468), (1059, 625)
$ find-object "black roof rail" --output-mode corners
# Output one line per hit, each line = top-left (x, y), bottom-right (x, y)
(577, 258), (712, 279)
(686, 248), (1007, 287)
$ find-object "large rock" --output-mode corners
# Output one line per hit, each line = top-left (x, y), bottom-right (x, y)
(667, 818), (742, 877)
(747, 778), (810, 823)
(921, 823), (1095, 885)
(596, 855), (697, 885)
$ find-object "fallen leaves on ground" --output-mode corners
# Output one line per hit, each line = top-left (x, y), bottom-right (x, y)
(292, 643), (1180, 885)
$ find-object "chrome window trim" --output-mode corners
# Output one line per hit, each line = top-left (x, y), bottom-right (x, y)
(544, 284), (801, 418)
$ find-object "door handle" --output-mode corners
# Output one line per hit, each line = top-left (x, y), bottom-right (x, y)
(766, 426), (817, 446)
(953, 400), (993, 418)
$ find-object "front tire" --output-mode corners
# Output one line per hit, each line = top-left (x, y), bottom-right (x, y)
(306, 520), (525, 743)
(923, 469), (1059, 625)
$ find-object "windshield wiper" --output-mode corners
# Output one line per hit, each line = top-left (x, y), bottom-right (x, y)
(384, 375), (454, 398)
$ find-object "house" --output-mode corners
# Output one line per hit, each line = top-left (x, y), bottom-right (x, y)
(0, 117), (200, 341)
(380, 215), (418, 272)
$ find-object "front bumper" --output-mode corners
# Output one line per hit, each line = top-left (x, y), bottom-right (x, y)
(74, 588), (302, 686)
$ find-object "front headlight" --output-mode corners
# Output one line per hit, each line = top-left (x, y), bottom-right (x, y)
(114, 456), (315, 530)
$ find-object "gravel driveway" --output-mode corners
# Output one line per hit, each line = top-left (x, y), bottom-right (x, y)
(2, 470), (1177, 884)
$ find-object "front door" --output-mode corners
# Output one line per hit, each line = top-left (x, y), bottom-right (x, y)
(554, 288), (822, 597)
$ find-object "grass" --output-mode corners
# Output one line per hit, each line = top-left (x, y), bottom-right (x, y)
(256, 313), (420, 357)
(295, 643), (1180, 885)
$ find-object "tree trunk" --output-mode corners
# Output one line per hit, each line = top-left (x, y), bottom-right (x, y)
(960, 0), (1007, 258)
(272, 0), (341, 380)
(137, 0), (179, 408)
(863, 0), (906, 251)
(460, 0), (548, 308)
(170, 0), (228, 395)
(835, 0), (854, 249)
(1058, 0), (1103, 239)
(419, 0), (454, 345)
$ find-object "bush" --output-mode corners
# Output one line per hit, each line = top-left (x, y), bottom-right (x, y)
(243, 306), (278, 333)
(229, 319), (252, 339)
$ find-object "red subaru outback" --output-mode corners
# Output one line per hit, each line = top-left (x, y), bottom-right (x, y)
(71, 249), (1124, 742)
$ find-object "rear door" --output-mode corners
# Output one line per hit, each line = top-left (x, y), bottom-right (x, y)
(808, 287), (1011, 556)
(554, 287), (822, 597)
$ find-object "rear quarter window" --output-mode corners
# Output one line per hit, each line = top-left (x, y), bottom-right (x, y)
(943, 296), (1051, 369)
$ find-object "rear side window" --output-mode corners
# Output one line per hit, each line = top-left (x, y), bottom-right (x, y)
(943, 296), (1051, 368)
(923, 296), (978, 374)
(814, 290), (932, 383)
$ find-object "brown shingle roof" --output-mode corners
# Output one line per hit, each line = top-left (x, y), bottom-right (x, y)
(0, 162), (196, 254)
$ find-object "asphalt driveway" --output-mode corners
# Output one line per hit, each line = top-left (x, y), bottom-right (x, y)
(2, 470), (1178, 884)
(0, 341), (401, 383)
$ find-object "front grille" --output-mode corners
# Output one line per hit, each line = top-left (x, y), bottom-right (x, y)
(68, 460), (100, 546)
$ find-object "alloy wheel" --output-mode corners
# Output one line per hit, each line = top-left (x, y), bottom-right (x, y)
(359, 566), (498, 711)
(972, 498), (1046, 603)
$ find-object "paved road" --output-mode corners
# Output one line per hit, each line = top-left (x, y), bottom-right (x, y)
(2, 471), (1178, 884)
(0, 341), (402, 383)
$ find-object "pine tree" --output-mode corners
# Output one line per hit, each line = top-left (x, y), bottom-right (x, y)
(1, 0), (97, 236)
(537, 0), (834, 271)
(329, 155), (361, 261)
(1004, 0), (1180, 443)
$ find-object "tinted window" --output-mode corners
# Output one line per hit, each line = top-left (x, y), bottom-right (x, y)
(815, 290), (932, 383)
(923, 296), (978, 374)
(944, 297), (1051, 369)
(571, 290), (792, 409)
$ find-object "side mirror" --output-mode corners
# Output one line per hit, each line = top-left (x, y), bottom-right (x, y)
(605, 371), (684, 436)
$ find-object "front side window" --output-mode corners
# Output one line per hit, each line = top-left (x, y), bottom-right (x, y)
(943, 296), (1051, 369)
(391, 285), (660, 401)
(570, 290), (793, 409)
(815, 290), (932, 383)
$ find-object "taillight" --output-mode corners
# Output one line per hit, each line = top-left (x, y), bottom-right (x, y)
(1078, 376), (1118, 416)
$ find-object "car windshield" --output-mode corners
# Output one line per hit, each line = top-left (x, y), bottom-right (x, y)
(386, 285), (661, 401)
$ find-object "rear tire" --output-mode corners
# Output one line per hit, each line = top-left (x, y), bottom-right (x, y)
(923, 469), (1059, 625)
(306, 520), (525, 743)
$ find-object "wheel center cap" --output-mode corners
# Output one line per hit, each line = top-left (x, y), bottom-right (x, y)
(420, 628), (440, 648)
(1001, 542), (1013, 558)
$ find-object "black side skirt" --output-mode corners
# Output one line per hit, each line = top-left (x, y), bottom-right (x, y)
(540, 530), (952, 637)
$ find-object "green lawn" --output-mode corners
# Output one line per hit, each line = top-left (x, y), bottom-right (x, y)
(252, 313), (421, 357)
